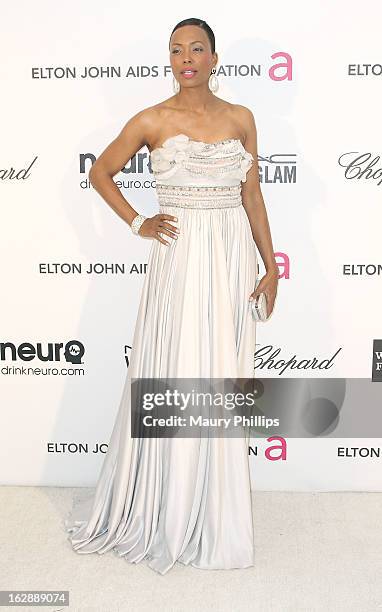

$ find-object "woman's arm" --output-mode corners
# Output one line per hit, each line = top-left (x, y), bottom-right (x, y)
(238, 105), (278, 275)
(236, 105), (279, 313)
(88, 108), (179, 244)
(88, 109), (152, 226)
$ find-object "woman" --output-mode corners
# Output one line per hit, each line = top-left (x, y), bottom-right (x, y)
(64, 17), (278, 575)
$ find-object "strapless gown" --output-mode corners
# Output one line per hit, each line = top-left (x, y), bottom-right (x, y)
(64, 132), (258, 575)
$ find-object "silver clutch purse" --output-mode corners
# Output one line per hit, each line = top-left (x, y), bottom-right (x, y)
(251, 277), (271, 322)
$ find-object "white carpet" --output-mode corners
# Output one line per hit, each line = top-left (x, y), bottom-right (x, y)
(0, 487), (381, 612)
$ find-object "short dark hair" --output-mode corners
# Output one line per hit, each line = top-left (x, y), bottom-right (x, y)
(169, 18), (216, 54)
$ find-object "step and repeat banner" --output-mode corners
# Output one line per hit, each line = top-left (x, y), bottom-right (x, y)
(1, 2), (381, 490)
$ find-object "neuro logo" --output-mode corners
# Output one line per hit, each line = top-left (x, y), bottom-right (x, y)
(64, 341), (85, 364)
(0, 340), (85, 364)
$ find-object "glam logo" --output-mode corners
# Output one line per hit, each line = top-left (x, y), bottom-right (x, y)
(258, 154), (296, 184)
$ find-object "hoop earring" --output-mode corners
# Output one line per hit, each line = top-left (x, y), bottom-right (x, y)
(209, 67), (219, 93)
(173, 76), (180, 94)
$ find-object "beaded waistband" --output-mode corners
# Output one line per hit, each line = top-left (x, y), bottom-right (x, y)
(155, 184), (243, 209)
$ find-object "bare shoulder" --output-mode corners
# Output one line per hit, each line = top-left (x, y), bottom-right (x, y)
(231, 104), (257, 143)
(117, 103), (163, 149)
(121, 96), (187, 150)
(231, 104), (261, 194)
(213, 100), (257, 144)
(89, 104), (167, 178)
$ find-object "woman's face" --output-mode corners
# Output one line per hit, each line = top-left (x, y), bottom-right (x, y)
(169, 25), (217, 89)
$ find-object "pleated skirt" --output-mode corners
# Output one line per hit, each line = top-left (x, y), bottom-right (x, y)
(64, 202), (258, 575)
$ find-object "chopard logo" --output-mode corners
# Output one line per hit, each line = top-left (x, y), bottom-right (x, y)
(0, 157), (38, 180)
(255, 346), (342, 375)
(338, 152), (382, 185)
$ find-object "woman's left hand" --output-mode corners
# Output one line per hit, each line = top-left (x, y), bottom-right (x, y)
(249, 268), (279, 317)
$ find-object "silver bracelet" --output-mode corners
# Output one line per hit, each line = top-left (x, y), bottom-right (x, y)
(131, 214), (147, 235)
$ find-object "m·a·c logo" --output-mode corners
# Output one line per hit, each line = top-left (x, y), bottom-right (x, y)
(257, 153), (297, 184)
(372, 340), (382, 382)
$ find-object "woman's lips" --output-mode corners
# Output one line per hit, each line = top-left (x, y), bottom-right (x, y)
(180, 70), (197, 79)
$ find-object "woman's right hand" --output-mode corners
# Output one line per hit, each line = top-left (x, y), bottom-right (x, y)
(137, 213), (180, 246)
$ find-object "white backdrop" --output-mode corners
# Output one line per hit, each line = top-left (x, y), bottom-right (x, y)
(1, 1), (381, 490)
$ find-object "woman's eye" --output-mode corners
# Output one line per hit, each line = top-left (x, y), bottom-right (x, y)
(171, 47), (203, 54)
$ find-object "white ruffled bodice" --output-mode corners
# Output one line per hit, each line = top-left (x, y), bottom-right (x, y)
(149, 133), (254, 188)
